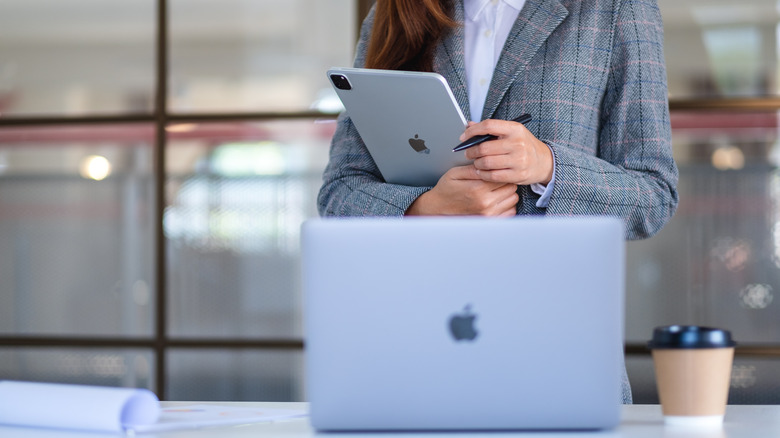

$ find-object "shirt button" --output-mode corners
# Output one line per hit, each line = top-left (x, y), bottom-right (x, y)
(479, 78), (488, 86)
(491, 0), (499, 4)
(484, 29), (493, 38)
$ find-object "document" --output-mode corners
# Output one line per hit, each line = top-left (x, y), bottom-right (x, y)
(0, 381), (306, 433)
(131, 404), (306, 433)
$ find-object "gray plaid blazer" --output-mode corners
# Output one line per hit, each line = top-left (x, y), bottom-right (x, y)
(318, 0), (679, 242)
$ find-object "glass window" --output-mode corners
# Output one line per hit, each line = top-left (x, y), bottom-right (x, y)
(0, 124), (156, 336)
(0, 348), (155, 390)
(625, 111), (780, 343)
(166, 349), (303, 401)
(660, 0), (779, 98)
(0, 0), (156, 116)
(165, 119), (334, 338)
(169, 0), (356, 113)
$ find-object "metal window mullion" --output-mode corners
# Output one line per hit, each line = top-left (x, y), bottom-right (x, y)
(154, 0), (168, 400)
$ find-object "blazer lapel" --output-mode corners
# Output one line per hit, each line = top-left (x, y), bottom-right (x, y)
(433, 1), (471, 120)
(482, 0), (569, 120)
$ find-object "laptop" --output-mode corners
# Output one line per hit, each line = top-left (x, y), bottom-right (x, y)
(327, 67), (469, 187)
(301, 217), (625, 431)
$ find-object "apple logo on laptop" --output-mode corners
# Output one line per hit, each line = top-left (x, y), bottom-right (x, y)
(408, 134), (431, 154)
(448, 304), (478, 341)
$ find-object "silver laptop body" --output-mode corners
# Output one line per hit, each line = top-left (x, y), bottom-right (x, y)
(302, 217), (624, 431)
(327, 67), (469, 187)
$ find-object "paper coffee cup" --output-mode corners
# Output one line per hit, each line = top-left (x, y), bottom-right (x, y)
(648, 326), (736, 426)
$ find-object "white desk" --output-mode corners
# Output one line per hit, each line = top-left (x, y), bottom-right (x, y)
(0, 403), (777, 437)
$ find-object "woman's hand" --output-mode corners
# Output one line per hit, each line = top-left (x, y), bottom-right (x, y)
(405, 165), (518, 216)
(460, 119), (553, 185)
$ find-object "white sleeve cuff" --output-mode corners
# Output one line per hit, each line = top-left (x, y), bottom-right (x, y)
(529, 143), (556, 208)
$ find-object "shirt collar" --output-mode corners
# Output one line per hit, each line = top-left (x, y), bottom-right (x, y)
(504, 0), (526, 12)
(464, 0), (525, 21)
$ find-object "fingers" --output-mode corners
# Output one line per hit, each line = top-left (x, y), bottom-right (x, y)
(463, 139), (513, 161)
(459, 119), (525, 142)
(441, 175), (518, 216)
(461, 121), (528, 163)
(457, 119), (553, 185)
(421, 166), (519, 217)
(492, 185), (520, 215)
(446, 165), (519, 195)
(445, 164), (481, 180)
(446, 164), (510, 187)
(472, 149), (535, 183)
(471, 149), (520, 171)
(467, 183), (518, 217)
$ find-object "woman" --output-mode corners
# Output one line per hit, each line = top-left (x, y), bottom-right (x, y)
(318, 0), (679, 402)
(319, 0), (678, 237)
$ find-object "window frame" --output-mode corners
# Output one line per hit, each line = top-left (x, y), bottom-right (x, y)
(1, 0), (779, 401)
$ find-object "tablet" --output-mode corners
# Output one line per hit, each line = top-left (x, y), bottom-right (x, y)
(328, 67), (469, 187)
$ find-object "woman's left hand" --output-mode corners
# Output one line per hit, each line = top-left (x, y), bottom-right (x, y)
(459, 119), (554, 186)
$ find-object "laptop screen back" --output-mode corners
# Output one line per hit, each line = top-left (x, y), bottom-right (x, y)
(302, 217), (625, 431)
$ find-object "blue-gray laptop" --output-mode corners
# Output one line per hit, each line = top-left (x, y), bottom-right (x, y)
(302, 217), (625, 431)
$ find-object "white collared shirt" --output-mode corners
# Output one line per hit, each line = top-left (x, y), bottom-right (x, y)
(463, 0), (525, 121)
(463, 0), (554, 207)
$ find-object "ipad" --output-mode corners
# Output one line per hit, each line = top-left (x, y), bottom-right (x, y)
(328, 67), (469, 187)
(302, 217), (625, 431)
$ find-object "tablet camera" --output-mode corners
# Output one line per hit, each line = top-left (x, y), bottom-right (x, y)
(330, 74), (352, 90)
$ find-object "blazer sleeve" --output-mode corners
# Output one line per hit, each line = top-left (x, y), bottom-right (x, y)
(317, 7), (431, 217)
(543, 0), (679, 240)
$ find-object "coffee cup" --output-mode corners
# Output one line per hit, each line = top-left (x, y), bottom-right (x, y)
(647, 325), (736, 427)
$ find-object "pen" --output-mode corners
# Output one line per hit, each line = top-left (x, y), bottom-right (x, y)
(452, 113), (532, 152)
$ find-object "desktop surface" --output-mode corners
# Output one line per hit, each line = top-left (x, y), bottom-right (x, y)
(0, 403), (777, 437)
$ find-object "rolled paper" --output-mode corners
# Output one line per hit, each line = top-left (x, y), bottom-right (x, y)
(0, 380), (160, 433)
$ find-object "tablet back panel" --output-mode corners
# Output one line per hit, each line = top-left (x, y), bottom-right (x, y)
(328, 68), (469, 187)
(302, 217), (625, 431)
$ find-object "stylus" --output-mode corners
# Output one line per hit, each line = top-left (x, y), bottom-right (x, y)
(452, 113), (533, 152)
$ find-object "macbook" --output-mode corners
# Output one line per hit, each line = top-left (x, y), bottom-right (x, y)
(301, 217), (625, 431)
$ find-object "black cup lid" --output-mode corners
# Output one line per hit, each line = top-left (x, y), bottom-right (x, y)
(647, 325), (736, 349)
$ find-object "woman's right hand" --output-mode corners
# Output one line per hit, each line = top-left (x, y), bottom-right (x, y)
(405, 165), (519, 216)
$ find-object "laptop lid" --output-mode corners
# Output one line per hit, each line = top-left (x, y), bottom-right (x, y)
(327, 67), (469, 187)
(302, 217), (625, 431)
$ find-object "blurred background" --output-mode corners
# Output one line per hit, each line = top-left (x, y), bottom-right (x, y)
(0, 0), (778, 403)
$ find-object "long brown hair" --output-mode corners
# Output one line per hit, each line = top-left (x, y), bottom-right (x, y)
(365, 0), (456, 72)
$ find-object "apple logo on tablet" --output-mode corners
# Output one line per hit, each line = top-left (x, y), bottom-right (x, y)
(448, 304), (478, 341)
(408, 134), (430, 154)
